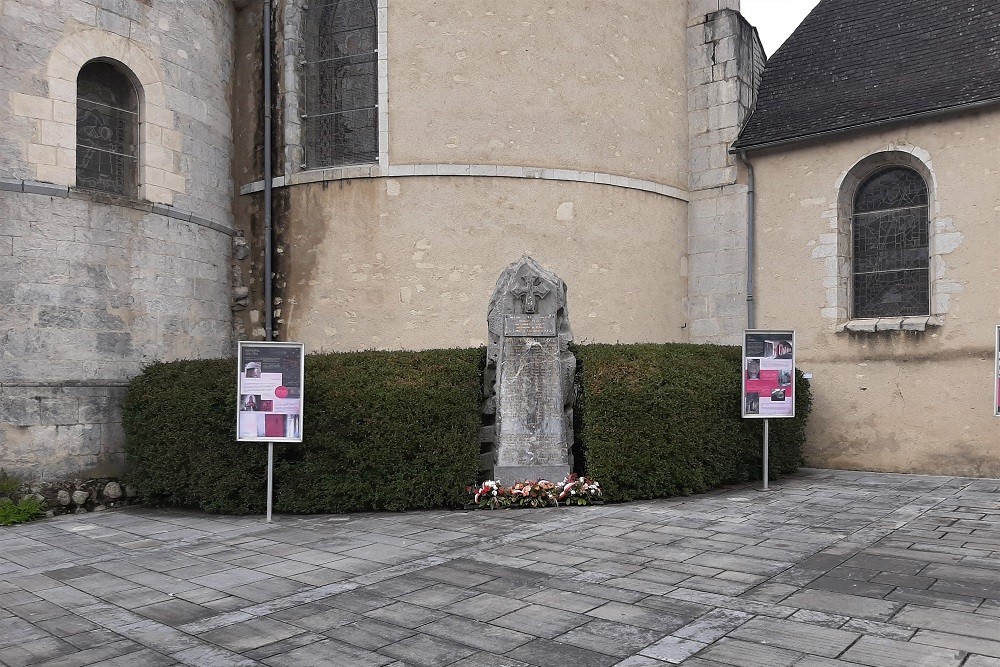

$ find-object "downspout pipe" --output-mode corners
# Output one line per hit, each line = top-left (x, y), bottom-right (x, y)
(263, 0), (274, 342)
(738, 150), (755, 329)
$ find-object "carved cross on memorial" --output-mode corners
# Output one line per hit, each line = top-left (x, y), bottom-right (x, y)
(512, 276), (550, 314)
(482, 256), (576, 484)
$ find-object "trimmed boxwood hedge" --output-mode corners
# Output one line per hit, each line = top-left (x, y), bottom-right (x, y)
(273, 349), (483, 513)
(123, 342), (810, 513)
(575, 343), (810, 502)
(124, 348), (483, 514)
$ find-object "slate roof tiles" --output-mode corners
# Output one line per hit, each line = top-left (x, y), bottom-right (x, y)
(733, 0), (1000, 151)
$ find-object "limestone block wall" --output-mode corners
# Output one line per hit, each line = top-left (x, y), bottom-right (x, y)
(233, 0), (700, 350)
(751, 109), (1000, 476)
(0, 1), (237, 481)
(0, 189), (233, 480)
(686, 5), (765, 343)
(278, 178), (690, 352)
(0, 0), (235, 223)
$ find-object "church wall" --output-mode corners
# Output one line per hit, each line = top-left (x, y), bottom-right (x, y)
(387, 2), (691, 191)
(280, 177), (690, 352)
(233, 1), (710, 352)
(0, 1), (237, 481)
(751, 108), (1000, 477)
(685, 8), (764, 344)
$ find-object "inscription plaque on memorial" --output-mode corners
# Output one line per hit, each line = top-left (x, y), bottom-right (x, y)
(503, 314), (557, 337)
(483, 256), (576, 484)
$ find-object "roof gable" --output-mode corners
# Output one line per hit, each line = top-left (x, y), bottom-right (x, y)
(733, 0), (1000, 151)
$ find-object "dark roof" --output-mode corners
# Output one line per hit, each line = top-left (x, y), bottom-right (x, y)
(733, 0), (1000, 151)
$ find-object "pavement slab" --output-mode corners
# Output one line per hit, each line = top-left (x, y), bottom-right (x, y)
(1, 469), (999, 666)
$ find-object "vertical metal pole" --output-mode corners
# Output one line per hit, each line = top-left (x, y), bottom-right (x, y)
(763, 418), (769, 491)
(263, 0), (275, 523)
(266, 442), (274, 522)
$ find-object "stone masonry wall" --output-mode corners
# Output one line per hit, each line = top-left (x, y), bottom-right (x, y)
(0, 1), (237, 481)
(0, 189), (233, 480)
(0, 0), (235, 223)
(686, 5), (765, 343)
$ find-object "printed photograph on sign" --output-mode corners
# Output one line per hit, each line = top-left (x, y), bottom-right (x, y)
(236, 342), (305, 442)
(742, 330), (795, 418)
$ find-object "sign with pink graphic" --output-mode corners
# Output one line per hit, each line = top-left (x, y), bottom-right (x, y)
(742, 330), (795, 419)
(236, 341), (305, 442)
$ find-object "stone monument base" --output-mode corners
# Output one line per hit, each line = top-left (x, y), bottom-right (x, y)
(493, 465), (570, 485)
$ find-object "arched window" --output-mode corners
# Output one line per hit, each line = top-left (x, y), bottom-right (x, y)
(851, 168), (930, 319)
(303, 0), (378, 168)
(76, 61), (139, 197)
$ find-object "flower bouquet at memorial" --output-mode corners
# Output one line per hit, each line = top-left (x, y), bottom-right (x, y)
(468, 480), (511, 510)
(509, 479), (559, 508)
(557, 473), (602, 506)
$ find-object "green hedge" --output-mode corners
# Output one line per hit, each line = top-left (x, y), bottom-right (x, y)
(124, 349), (483, 514)
(273, 349), (483, 513)
(575, 343), (811, 502)
(124, 343), (810, 513)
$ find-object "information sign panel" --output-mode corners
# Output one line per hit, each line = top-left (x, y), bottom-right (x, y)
(236, 341), (305, 442)
(742, 330), (795, 419)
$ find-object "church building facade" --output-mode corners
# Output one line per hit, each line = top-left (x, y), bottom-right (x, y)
(2, 0), (998, 481)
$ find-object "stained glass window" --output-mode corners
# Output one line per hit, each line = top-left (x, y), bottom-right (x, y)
(303, 0), (378, 168)
(852, 168), (929, 319)
(76, 61), (139, 197)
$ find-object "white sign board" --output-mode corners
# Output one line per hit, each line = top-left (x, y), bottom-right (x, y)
(236, 341), (305, 442)
(742, 330), (795, 419)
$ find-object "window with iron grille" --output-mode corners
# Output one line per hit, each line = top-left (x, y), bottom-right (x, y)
(303, 0), (378, 168)
(851, 167), (930, 319)
(76, 61), (139, 197)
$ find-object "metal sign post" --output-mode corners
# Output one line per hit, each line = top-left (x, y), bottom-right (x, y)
(266, 443), (274, 523)
(742, 329), (795, 492)
(762, 419), (769, 491)
(236, 341), (305, 522)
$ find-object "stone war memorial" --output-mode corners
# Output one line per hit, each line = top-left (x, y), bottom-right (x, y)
(483, 257), (576, 484)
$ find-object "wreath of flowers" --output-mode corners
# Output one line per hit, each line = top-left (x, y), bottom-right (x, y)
(468, 474), (602, 509)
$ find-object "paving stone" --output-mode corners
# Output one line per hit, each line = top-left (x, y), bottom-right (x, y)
(268, 604), (354, 632)
(398, 582), (478, 609)
(782, 589), (902, 620)
(448, 652), (533, 667)
(966, 656), (1000, 667)
(911, 629), (1000, 658)
(132, 598), (216, 625)
(509, 637), (621, 667)
(886, 586), (983, 611)
(420, 615), (533, 652)
(696, 637), (802, 667)
(200, 617), (305, 652)
(261, 636), (393, 666)
(364, 600), (447, 629)
(323, 617), (415, 650)
(377, 632), (478, 667)
(741, 583), (799, 603)
(518, 588), (609, 613)
(674, 608), (753, 643)
(587, 601), (697, 633)
(441, 592), (527, 622)
(555, 619), (664, 658)
(807, 575), (896, 598)
(640, 635), (708, 663)
(727, 616), (860, 658)
(493, 603), (589, 638)
(840, 635), (963, 667)
(892, 605), (1000, 640)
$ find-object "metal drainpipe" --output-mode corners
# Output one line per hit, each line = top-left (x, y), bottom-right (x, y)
(738, 150), (756, 329)
(263, 0), (274, 343)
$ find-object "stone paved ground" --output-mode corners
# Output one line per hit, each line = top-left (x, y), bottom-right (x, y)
(1, 468), (999, 667)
